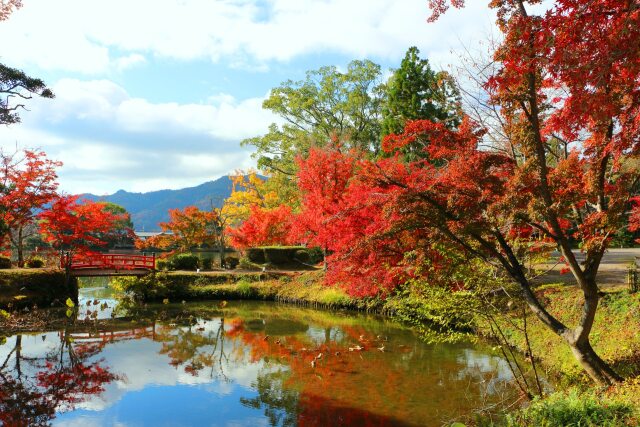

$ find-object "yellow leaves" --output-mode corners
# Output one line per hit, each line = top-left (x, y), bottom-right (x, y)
(224, 170), (282, 225)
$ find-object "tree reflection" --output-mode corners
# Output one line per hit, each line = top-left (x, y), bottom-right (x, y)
(240, 371), (300, 427)
(0, 329), (117, 426)
(0, 303), (521, 426)
(223, 317), (516, 427)
(155, 316), (231, 381)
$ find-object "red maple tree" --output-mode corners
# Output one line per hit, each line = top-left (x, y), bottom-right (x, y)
(0, 149), (61, 266)
(292, 0), (640, 386)
(137, 206), (222, 252)
(227, 205), (294, 249)
(291, 148), (357, 267)
(38, 195), (126, 269)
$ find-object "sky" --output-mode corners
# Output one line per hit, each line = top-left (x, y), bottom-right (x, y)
(0, 0), (497, 195)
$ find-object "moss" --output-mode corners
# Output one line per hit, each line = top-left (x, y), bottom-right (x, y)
(0, 269), (77, 309)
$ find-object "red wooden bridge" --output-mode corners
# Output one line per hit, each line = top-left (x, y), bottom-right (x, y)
(62, 253), (156, 277)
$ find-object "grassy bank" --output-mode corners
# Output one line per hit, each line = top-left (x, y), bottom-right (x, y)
(494, 285), (640, 384)
(112, 270), (365, 310)
(486, 284), (640, 425)
(0, 269), (77, 309)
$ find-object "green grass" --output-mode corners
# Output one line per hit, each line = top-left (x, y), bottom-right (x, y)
(111, 270), (361, 310)
(506, 389), (635, 426)
(491, 285), (640, 384)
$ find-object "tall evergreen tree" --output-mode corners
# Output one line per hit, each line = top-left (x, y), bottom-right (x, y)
(381, 47), (461, 138)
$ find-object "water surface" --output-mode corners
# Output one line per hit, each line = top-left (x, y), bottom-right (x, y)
(0, 289), (521, 426)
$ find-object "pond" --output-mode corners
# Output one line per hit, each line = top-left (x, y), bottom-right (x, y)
(0, 286), (523, 426)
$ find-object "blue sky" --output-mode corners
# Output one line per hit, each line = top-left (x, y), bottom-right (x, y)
(0, 0), (496, 195)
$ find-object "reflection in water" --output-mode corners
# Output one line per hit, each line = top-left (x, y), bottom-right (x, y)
(0, 330), (117, 426)
(0, 301), (522, 426)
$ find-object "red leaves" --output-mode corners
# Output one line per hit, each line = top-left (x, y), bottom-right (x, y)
(381, 117), (485, 159)
(290, 119), (517, 297)
(426, 0), (465, 22)
(292, 148), (357, 250)
(227, 205), (294, 249)
(38, 195), (125, 259)
(0, 149), (60, 238)
(140, 206), (221, 251)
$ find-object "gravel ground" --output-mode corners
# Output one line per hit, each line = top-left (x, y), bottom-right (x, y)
(535, 248), (640, 288)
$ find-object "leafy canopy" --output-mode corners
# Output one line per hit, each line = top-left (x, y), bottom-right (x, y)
(242, 59), (384, 179)
(381, 46), (462, 138)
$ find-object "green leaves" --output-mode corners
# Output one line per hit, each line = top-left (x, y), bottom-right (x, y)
(243, 59), (384, 179)
(0, 62), (54, 125)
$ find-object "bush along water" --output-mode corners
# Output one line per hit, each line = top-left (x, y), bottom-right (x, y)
(0, 256), (11, 269)
(25, 256), (45, 268)
(170, 253), (200, 270)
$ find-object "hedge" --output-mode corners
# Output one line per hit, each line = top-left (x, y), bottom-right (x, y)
(0, 256), (11, 269)
(170, 253), (200, 271)
(25, 257), (46, 268)
(0, 269), (78, 308)
(246, 246), (314, 266)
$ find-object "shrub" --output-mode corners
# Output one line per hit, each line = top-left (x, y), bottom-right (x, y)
(294, 249), (310, 263)
(25, 257), (45, 268)
(246, 246), (310, 266)
(506, 390), (634, 427)
(224, 256), (239, 269)
(0, 270), (75, 308)
(200, 257), (213, 270)
(0, 256), (11, 269)
(236, 279), (255, 297)
(307, 247), (324, 264)
(170, 253), (200, 271)
(264, 247), (302, 264)
(156, 258), (170, 271)
(246, 248), (266, 263)
(239, 257), (261, 270)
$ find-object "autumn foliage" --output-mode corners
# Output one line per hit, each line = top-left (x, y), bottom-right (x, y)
(0, 149), (61, 264)
(227, 205), (294, 249)
(291, 148), (356, 251)
(137, 205), (223, 252)
(38, 195), (127, 263)
(243, 0), (639, 386)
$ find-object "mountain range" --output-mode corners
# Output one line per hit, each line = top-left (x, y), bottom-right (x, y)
(82, 176), (235, 231)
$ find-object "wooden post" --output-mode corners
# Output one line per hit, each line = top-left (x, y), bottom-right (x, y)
(628, 267), (638, 294)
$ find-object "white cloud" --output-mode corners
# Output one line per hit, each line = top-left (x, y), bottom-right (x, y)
(0, 0), (503, 194)
(0, 0), (495, 73)
(0, 78), (277, 194)
(114, 53), (147, 71)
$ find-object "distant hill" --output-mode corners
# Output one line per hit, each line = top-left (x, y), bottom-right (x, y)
(82, 176), (235, 231)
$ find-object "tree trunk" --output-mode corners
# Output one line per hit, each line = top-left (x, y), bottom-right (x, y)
(509, 262), (621, 386)
(15, 335), (22, 379)
(16, 226), (23, 268)
(323, 246), (327, 272)
(569, 339), (622, 386)
(219, 242), (225, 269)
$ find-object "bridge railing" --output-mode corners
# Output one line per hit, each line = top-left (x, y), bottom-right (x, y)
(62, 253), (156, 271)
